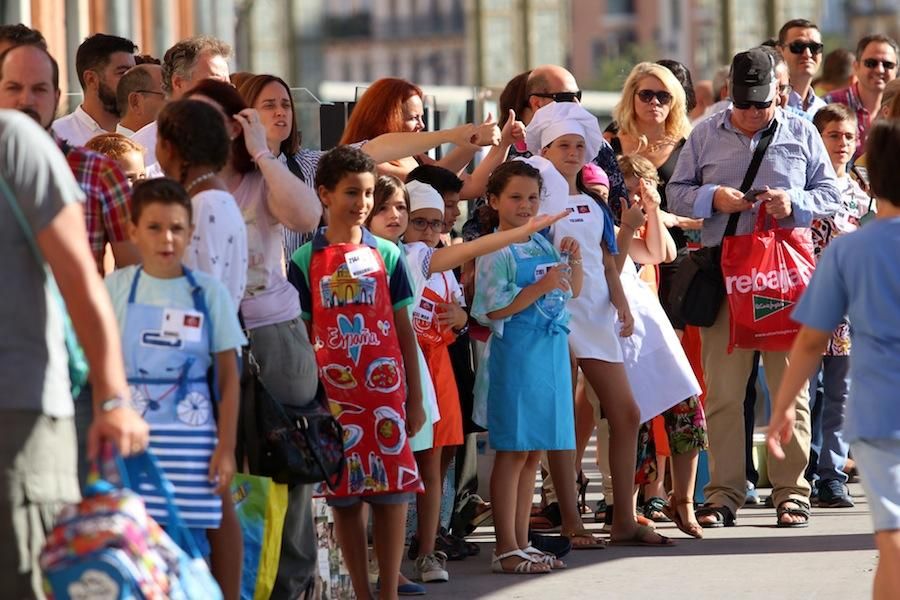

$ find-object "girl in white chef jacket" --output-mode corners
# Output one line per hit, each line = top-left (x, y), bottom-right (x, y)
(525, 101), (673, 547)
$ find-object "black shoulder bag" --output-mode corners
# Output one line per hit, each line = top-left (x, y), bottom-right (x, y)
(668, 119), (778, 327)
(236, 338), (345, 490)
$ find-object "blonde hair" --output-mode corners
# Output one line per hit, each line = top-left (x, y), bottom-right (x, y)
(617, 153), (660, 187)
(613, 62), (692, 149)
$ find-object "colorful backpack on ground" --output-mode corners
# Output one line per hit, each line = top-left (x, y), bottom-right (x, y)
(40, 450), (222, 600)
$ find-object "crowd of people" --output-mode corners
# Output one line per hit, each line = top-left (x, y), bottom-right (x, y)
(1, 16), (899, 600)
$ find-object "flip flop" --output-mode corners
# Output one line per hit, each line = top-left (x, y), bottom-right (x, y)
(609, 524), (675, 547)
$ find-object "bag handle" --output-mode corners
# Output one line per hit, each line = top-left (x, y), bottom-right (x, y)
(723, 118), (780, 240)
(118, 450), (207, 559)
(754, 202), (779, 231)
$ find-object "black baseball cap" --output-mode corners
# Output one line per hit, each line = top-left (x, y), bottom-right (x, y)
(730, 48), (776, 104)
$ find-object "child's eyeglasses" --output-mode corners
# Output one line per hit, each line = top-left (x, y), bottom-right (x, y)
(786, 41), (824, 55)
(863, 58), (897, 70)
(409, 218), (444, 232)
(732, 100), (773, 110)
(529, 91), (582, 103)
(636, 89), (673, 105)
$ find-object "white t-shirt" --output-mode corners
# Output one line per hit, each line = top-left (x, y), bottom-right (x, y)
(51, 105), (107, 147)
(105, 266), (247, 353)
(132, 121), (158, 166)
(184, 189), (249, 308)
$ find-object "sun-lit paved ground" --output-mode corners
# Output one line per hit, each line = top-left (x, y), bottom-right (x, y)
(415, 458), (876, 600)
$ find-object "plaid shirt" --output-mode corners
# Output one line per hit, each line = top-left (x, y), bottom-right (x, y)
(58, 137), (132, 271)
(824, 83), (871, 160)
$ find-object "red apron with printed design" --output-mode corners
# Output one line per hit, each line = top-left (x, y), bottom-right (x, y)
(412, 273), (463, 448)
(309, 242), (422, 498)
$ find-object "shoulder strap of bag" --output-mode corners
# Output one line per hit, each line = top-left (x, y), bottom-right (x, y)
(723, 118), (779, 239)
(285, 153), (306, 182)
(0, 174), (45, 266)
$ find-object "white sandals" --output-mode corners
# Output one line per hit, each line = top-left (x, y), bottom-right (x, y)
(490, 549), (552, 574)
(523, 545), (566, 569)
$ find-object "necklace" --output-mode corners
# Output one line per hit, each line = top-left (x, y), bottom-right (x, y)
(641, 135), (676, 155)
(184, 171), (217, 193)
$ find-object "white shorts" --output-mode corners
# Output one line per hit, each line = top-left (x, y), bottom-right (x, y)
(851, 438), (900, 532)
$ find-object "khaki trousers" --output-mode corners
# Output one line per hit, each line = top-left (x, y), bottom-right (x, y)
(700, 303), (811, 514)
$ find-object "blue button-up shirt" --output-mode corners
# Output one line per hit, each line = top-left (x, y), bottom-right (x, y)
(787, 87), (827, 118)
(666, 108), (841, 247)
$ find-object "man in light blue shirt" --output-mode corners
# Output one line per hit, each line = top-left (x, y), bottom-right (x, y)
(778, 19), (828, 119)
(667, 47), (841, 530)
(767, 120), (900, 599)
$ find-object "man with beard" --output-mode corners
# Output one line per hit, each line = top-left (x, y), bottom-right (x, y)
(0, 43), (137, 271)
(52, 33), (136, 146)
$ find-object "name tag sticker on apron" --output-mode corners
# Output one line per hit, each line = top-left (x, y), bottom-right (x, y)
(413, 298), (436, 324)
(344, 248), (381, 278)
(533, 262), (559, 281)
(161, 308), (204, 343)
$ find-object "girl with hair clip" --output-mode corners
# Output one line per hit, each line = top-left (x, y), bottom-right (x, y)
(525, 101), (674, 547)
(614, 154), (706, 539)
(472, 161), (582, 574)
(366, 174), (565, 583)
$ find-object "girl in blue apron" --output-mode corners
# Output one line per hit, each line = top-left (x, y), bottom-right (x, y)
(105, 182), (244, 558)
(471, 161), (583, 575)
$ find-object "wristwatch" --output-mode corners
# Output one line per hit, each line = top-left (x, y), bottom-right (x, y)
(99, 394), (127, 413)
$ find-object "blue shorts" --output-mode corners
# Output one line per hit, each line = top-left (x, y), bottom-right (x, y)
(851, 439), (900, 532)
(326, 492), (415, 509)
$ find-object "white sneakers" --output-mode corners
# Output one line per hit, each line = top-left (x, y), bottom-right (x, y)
(415, 551), (449, 583)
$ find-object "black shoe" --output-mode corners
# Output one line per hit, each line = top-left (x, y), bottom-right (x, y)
(528, 532), (572, 559)
(817, 479), (854, 508)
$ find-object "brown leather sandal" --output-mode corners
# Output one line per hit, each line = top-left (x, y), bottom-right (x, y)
(662, 498), (704, 539)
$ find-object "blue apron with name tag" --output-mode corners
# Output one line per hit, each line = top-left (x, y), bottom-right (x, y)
(484, 235), (575, 451)
(124, 266), (221, 530)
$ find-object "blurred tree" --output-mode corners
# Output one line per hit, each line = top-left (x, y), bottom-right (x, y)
(589, 42), (657, 92)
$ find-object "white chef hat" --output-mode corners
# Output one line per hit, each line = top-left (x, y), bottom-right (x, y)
(406, 180), (444, 216)
(525, 101), (603, 162)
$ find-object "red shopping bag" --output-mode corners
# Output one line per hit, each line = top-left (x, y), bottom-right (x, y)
(720, 204), (816, 353)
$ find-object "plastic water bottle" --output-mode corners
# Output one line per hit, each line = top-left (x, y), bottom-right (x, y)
(538, 252), (571, 320)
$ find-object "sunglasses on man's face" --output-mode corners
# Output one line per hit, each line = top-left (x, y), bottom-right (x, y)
(636, 89), (673, 105)
(530, 90), (583, 103)
(732, 100), (773, 110)
(863, 58), (897, 70)
(786, 41), (824, 55)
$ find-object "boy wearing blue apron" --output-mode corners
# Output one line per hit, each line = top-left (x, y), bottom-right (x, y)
(104, 179), (245, 556)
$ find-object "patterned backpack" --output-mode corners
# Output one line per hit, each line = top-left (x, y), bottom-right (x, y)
(40, 450), (222, 600)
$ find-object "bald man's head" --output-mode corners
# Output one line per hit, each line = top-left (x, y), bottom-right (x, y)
(525, 65), (581, 123)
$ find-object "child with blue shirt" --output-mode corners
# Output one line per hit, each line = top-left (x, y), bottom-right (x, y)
(768, 121), (900, 600)
(104, 179), (245, 562)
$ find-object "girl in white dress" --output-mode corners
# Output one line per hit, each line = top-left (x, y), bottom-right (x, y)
(526, 102), (672, 546)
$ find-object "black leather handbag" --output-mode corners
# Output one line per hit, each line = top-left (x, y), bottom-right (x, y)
(669, 120), (778, 327)
(238, 352), (345, 490)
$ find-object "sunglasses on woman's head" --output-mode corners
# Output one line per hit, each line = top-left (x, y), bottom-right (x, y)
(409, 217), (444, 232)
(636, 89), (673, 105)
(786, 41), (824, 55)
(732, 100), (773, 110)
(863, 58), (897, 70)
(529, 91), (583, 103)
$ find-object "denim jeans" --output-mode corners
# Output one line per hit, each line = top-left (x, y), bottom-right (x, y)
(807, 356), (851, 484)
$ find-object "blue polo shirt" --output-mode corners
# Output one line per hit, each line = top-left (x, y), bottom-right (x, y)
(792, 216), (900, 442)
